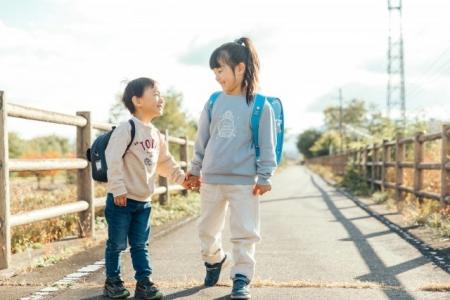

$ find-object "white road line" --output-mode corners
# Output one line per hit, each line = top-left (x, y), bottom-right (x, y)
(21, 215), (198, 299)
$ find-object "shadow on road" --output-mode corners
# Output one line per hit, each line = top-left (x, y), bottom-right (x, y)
(164, 285), (206, 299)
(310, 174), (418, 300)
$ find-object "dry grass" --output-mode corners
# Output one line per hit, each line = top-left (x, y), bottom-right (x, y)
(9, 175), (200, 254)
(310, 141), (450, 239)
(387, 141), (450, 237)
(73, 279), (397, 290)
(307, 164), (342, 184)
(420, 283), (450, 292)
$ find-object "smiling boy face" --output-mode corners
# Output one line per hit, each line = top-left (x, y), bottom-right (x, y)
(132, 83), (165, 119)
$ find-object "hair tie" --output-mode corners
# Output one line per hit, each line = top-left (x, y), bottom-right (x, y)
(235, 39), (245, 47)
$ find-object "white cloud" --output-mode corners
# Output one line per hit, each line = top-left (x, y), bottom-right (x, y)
(1, 0), (450, 142)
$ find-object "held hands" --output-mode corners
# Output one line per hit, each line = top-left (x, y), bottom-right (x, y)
(252, 184), (272, 196)
(181, 172), (272, 196)
(182, 172), (201, 191)
(114, 194), (127, 207)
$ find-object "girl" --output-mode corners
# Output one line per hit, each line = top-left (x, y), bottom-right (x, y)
(188, 37), (277, 299)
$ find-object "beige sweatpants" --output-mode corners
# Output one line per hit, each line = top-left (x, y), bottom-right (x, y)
(198, 183), (261, 280)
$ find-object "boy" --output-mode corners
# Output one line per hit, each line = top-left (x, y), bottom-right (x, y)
(104, 77), (190, 299)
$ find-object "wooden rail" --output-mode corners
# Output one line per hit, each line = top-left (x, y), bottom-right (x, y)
(0, 90), (194, 269)
(306, 124), (450, 207)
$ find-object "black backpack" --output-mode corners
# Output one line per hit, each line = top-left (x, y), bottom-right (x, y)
(86, 119), (136, 182)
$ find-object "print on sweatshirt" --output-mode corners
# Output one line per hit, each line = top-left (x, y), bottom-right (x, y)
(105, 116), (185, 202)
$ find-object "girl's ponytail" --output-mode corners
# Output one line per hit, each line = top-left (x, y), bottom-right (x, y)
(235, 37), (260, 104)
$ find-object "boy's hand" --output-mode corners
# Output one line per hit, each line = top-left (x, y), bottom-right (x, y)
(182, 177), (191, 190)
(186, 172), (201, 190)
(114, 194), (127, 207)
(252, 184), (271, 196)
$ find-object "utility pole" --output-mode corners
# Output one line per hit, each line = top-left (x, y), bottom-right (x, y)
(387, 0), (406, 131)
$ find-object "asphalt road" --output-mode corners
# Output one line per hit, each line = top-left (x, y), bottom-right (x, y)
(4, 165), (450, 300)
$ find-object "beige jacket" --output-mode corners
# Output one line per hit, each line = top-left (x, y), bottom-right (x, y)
(105, 116), (185, 202)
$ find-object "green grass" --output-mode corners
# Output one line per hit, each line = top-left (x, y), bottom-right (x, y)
(372, 192), (389, 204)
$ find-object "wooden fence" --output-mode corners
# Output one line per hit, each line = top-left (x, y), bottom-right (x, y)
(0, 91), (194, 269)
(306, 124), (450, 206)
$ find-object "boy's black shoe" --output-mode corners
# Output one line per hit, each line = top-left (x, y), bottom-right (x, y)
(230, 274), (251, 299)
(103, 277), (130, 299)
(134, 278), (163, 300)
(204, 254), (227, 287)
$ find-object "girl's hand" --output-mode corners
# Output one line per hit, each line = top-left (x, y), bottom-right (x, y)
(186, 172), (201, 190)
(252, 184), (271, 196)
(182, 178), (191, 190)
(114, 194), (127, 207)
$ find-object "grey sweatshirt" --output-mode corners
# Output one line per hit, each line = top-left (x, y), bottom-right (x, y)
(190, 93), (277, 185)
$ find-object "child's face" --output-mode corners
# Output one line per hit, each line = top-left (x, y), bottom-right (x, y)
(133, 84), (164, 119)
(213, 60), (245, 95)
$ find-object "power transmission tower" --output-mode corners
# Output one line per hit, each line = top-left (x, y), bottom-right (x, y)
(387, 0), (406, 130)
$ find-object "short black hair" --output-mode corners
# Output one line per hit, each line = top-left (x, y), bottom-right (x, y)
(122, 77), (155, 113)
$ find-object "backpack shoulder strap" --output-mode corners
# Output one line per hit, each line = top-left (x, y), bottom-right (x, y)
(207, 91), (222, 121)
(251, 94), (266, 158)
(122, 119), (136, 158)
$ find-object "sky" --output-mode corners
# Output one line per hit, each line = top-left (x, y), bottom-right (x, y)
(1, 0), (450, 156)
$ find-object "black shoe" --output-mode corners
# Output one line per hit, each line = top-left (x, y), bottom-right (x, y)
(204, 255), (227, 287)
(230, 274), (251, 299)
(134, 278), (163, 300)
(103, 277), (130, 299)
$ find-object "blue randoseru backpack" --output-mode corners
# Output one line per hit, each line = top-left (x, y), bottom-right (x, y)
(207, 92), (284, 165)
(86, 119), (136, 182)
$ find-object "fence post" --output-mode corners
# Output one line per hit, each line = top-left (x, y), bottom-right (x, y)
(371, 144), (377, 191)
(180, 135), (189, 197)
(0, 91), (11, 269)
(381, 140), (388, 192)
(395, 135), (404, 203)
(363, 146), (369, 183)
(359, 147), (364, 175)
(414, 132), (424, 204)
(441, 124), (450, 205)
(76, 111), (94, 238)
(159, 129), (170, 205)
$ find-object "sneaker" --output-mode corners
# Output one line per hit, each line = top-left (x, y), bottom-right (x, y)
(103, 277), (130, 299)
(204, 254), (228, 287)
(230, 274), (251, 299)
(134, 277), (163, 300)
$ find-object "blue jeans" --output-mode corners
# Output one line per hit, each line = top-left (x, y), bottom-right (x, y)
(104, 193), (152, 281)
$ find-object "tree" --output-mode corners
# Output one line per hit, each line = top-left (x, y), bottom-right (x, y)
(310, 130), (341, 156)
(152, 89), (197, 139)
(9, 132), (25, 159)
(324, 99), (367, 130)
(297, 129), (323, 159)
(27, 135), (71, 156)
